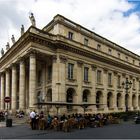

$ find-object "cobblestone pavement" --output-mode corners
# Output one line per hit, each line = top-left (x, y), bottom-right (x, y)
(0, 120), (140, 139)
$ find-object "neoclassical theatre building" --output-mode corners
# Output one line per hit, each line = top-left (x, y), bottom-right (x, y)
(0, 14), (140, 114)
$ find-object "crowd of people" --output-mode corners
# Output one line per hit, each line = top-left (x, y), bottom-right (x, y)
(29, 111), (120, 131)
(0, 111), (6, 121)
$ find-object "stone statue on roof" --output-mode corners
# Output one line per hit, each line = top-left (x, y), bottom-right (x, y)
(21, 25), (24, 36)
(6, 42), (10, 51)
(1, 48), (4, 56)
(29, 13), (36, 27)
(11, 35), (15, 44)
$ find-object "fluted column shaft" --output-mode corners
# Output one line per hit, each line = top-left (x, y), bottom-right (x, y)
(11, 65), (17, 110)
(5, 69), (10, 97)
(19, 60), (25, 110)
(29, 53), (36, 108)
(1, 74), (5, 110)
(5, 69), (10, 109)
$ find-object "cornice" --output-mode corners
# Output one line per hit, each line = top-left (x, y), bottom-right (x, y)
(0, 32), (56, 68)
(55, 42), (140, 74)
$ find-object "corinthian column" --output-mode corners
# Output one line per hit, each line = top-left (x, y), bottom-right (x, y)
(29, 53), (36, 108)
(19, 60), (25, 110)
(11, 64), (17, 111)
(1, 73), (5, 110)
(5, 69), (10, 109)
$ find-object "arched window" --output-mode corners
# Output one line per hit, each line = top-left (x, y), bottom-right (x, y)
(107, 92), (112, 108)
(117, 93), (121, 108)
(96, 91), (102, 108)
(83, 90), (90, 102)
(67, 88), (75, 110)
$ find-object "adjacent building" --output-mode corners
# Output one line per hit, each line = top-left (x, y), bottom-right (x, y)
(0, 14), (140, 115)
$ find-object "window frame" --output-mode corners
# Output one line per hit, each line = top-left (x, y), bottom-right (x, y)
(68, 63), (74, 79)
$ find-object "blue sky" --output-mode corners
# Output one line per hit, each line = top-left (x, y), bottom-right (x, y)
(1, 0), (140, 55)
(125, 1), (140, 16)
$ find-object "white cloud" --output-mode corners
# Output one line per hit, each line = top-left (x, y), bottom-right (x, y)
(0, 0), (140, 55)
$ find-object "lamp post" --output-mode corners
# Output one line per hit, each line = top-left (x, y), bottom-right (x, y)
(122, 77), (132, 112)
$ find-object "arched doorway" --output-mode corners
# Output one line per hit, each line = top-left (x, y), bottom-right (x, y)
(46, 89), (52, 110)
(37, 91), (43, 109)
(96, 91), (103, 108)
(107, 92), (113, 108)
(66, 88), (75, 111)
(46, 89), (52, 102)
(82, 89), (90, 102)
(138, 95), (140, 108)
(117, 93), (121, 108)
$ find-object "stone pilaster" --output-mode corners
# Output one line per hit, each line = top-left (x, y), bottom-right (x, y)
(52, 54), (59, 102)
(113, 72), (117, 111)
(103, 68), (108, 111)
(1, 73), (5, 110)
(128, 94), (133, 110)
(89, 65), (97, 113)
(29, 53), (36, 108)
(135, 94), (139, 110)
(59, 55), (67, 102)
(11, 64), (17, 111)
(121, 93), (125, 111)
(19, 60), (25, 110)
(76, 60), (83, 113)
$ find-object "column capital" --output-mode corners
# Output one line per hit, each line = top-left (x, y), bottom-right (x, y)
(77, 60), (83, 67)
(103, 67), (108, 73)
(9, 63), (17, 68)
(5, 67), (10, 72)
(52, 55), (57, 63)
(0, 71), (5, 75)
(17, 56), (25, 64)
(122, 73), (126, 78)
(91, 64), (97, 71)
(27, 48), (37, 57)
(129, 75), (133, 80)
(59, 55), (67, 63)
(136, 77), (139, 81)
(113, 71), (118, 76)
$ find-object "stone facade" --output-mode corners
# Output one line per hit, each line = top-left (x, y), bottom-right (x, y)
(0, 14), (140, 115)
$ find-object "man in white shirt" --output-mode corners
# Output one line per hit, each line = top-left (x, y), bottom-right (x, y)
(30, 110), (36, 130)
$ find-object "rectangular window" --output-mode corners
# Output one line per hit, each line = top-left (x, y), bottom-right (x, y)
(48, 66), (52, 80)
(133, 60), (135, 64)
(97, 44), (101, 51)
(108, 49), (112, 55)
(126, 56), (128, 61)
(84, 38), (88, 46)
(118, 53), (120, 58)
(133, 79), (135, 89)
(108, 73), (112, 86)
(37, 70), (42, 85)
(117, 75), (121, 87)
(84, 67), (89, 81)
(97, 70), (102, 84)
(139, 81), (140, 90)
(68, 32), (73, 40)
(68, 63), (74, 79)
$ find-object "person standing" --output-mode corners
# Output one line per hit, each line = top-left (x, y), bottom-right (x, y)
(30, 110), (36, 130)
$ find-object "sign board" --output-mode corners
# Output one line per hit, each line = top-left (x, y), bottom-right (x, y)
(4, 97), (11, 103)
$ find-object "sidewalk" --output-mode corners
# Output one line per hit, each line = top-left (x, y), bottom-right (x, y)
(0, 121), (140, 139)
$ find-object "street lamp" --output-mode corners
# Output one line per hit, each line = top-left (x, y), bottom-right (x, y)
(122, 77), (132, 112)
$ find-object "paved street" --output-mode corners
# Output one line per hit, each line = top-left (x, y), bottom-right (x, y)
(0, 120), (140, 139)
